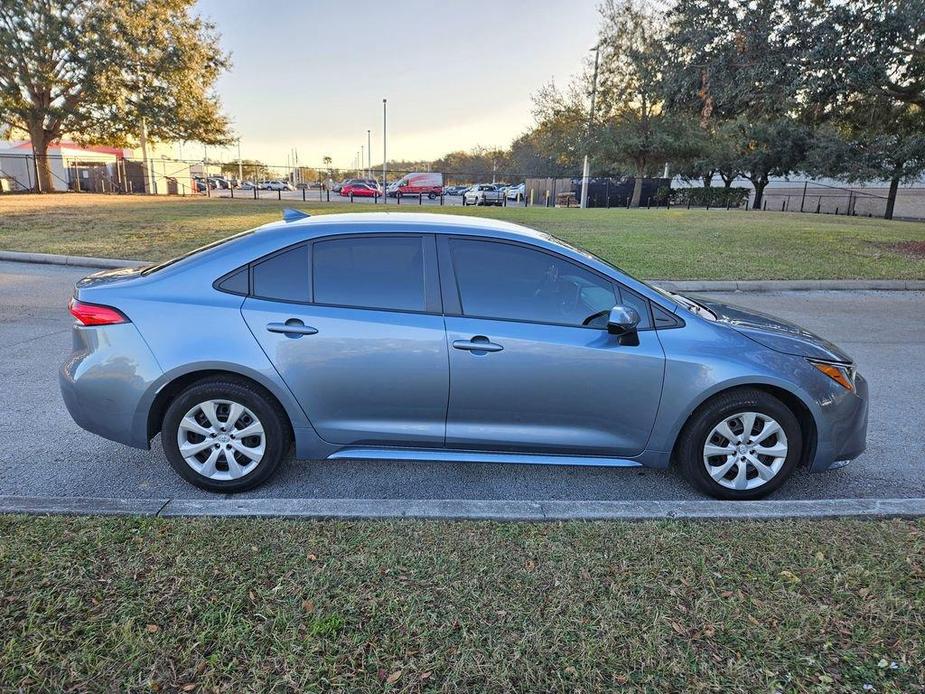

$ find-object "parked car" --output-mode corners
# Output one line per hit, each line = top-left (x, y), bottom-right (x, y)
(208, 177), (230, 190)
(444, 185), (471, 196)
(386, 172), (444, 198)
(266, 180), (294, 191)
(238, 181), (256, 190)
(340, 182), (381, 197)
(506, 183), (525, 201)
(462, 184), (504, 206)
(61, 212), (867, 500)
(333, 178), (376, 194)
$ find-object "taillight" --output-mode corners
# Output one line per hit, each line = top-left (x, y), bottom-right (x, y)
(68, 297), (129, 326)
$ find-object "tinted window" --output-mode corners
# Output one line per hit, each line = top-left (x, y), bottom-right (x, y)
(313, 237), (425, 312)
(252, 244), (310, 302)
(653, 303), (680, 328)
(450, 239), (617, 327)
(216, 266), (249, 295)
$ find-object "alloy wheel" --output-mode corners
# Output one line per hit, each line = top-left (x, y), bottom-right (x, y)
(702, 411), (788, 491)
(176, 399), (265, 481)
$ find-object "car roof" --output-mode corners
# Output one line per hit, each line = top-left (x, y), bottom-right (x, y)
(253, 212), (548, 242)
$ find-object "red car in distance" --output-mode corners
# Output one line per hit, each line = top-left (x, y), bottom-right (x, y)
(340, 182), (381, 198)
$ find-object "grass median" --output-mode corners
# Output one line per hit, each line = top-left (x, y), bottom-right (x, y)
(1, 193), (924, 279)
(1, 514), (923, 691)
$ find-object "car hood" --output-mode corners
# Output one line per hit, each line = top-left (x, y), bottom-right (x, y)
(695, 297), (854, 363)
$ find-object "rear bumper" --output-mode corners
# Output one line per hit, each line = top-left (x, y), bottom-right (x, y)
(810, 372), (869, 472)
(59, 323), (163, 449)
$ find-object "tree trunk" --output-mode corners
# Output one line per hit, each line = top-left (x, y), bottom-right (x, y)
(28, 129), (55, 193)
(630, 162), (644, 207)
(885, 165), (903, 220)
(750, 175), (768, 210)
(701, 174), (712, 188)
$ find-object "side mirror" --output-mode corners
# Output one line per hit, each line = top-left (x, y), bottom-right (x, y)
(607, 305), (640, 336)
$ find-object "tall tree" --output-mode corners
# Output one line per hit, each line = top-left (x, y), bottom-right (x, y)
(663, 0), (818, 207)
(805, 99), (925, 220)
(593, 0), (690, 206)
(732, 116), (811, 209)
(814, 0), (925, 110)
(801, 1), (925, 219)
(0, 0), (231, 192)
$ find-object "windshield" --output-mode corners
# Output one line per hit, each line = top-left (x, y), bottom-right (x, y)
(141, 230), (254, 276)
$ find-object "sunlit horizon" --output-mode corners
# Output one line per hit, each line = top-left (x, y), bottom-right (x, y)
(193, 0), (600, 169)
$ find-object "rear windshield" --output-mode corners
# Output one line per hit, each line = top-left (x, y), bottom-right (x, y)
(141, 230), (254, 275)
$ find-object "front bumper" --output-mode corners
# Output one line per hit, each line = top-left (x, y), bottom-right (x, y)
(809, 372), (869, 472)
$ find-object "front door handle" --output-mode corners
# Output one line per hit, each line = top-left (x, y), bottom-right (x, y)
(452, 336), (503, 353)
(267, 319), (318, 337)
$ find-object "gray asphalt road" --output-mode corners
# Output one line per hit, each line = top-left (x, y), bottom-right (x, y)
(1, 260), (923, 502)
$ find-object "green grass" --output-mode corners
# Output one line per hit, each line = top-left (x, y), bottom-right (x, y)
(2, 193), (925, 279)
(1, 515), (923, 691)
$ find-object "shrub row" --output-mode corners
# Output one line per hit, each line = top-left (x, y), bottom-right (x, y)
(663, 186), (751, 208)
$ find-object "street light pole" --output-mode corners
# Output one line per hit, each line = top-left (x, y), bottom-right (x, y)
(367, 129), (371, 178)
(360, 145), (364, 178)
(382, 98), (387, 204)
(237, 138), (242, 183)
(580, 44), (601, 209)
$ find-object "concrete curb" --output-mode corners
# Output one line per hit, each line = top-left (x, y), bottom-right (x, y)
(2, 250), (923, 291)
(0, 250), (148, 269)
(2, 495), (924, 521)
(0, 495), (168, 516)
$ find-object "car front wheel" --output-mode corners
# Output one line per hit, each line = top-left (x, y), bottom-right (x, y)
(677, 388), (802, 500)
(162, 377), (289, 492)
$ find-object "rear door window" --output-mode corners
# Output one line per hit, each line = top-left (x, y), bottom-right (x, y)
(312, 236), (426, 312)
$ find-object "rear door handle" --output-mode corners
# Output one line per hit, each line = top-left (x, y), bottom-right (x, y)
(267, 320), (318, 336)
(452, 336), (503, 353)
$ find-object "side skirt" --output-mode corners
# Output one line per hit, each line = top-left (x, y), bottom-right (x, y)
(326, 447), (647, 468)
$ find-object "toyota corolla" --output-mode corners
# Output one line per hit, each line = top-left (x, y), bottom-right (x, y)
(60, 211), (868, 499)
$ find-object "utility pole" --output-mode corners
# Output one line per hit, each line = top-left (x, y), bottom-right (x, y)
(367, 129), (371, 178)
(580, 44), (600, 209)
(237, 138), (242, 183)
(140, 118), (152, 194)
(382, 98), (387, 203)
(360, 145), (364, 178)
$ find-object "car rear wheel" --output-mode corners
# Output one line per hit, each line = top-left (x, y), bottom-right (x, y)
(677, 388), (802, 500)
(162, 377), (289, 492)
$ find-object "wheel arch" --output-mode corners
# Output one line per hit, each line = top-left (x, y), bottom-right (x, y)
(144, 367), (300, 445)
(668, 381), (818, 470)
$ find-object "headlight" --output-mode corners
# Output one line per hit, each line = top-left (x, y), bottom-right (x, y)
(808, 359), (856, 391)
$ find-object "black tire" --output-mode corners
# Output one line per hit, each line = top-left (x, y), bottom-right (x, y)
(677, 388), (802, 500)
(161, 376), (290, 493)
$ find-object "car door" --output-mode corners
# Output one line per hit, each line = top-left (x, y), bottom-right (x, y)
(439, 236), (665, 457)
(241, 234), (448, 446)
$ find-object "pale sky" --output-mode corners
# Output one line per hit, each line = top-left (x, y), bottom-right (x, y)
(193, 0), (600, 169)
